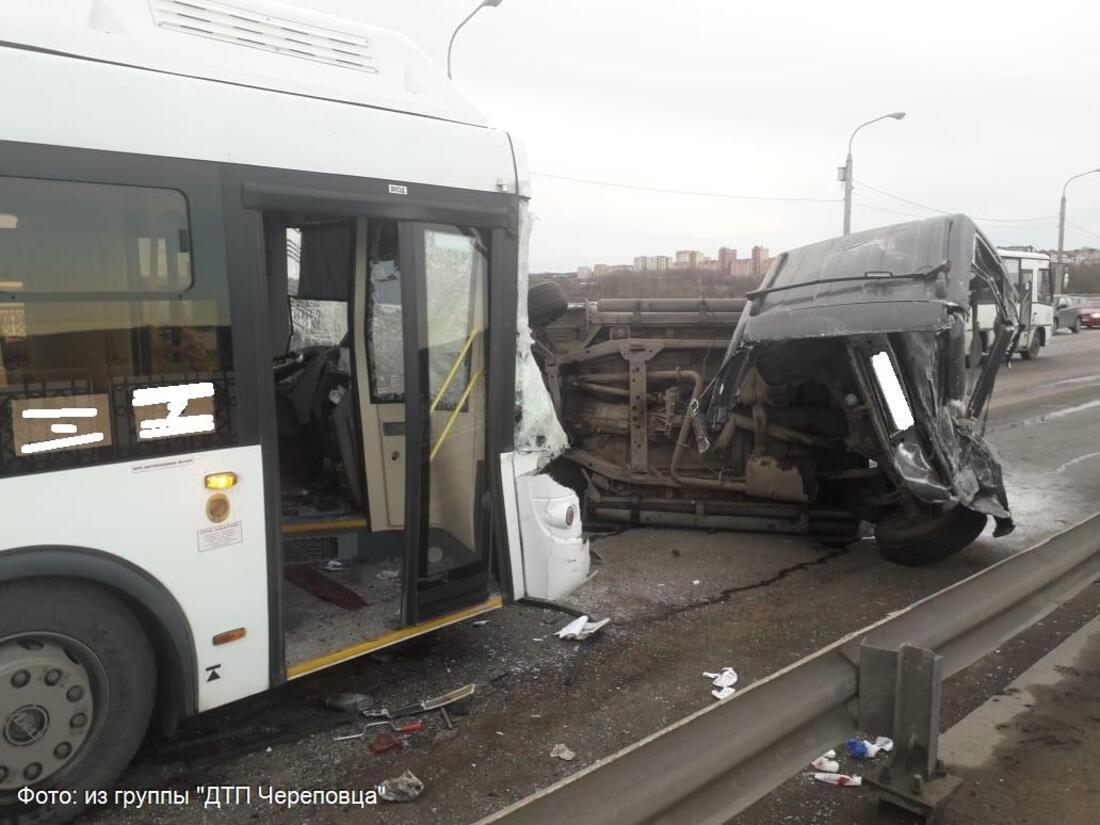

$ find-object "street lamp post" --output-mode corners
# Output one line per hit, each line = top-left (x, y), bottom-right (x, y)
(446, 0), (503, 80)
(840, 111), (906, 235)
(1055, 168), (1100, 294)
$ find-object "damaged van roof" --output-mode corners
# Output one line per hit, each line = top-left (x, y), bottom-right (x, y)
(744, 214), (990, 340)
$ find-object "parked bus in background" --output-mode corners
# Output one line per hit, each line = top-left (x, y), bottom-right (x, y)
(970, 249), (1053, 360)
(0, 2), (588, 821)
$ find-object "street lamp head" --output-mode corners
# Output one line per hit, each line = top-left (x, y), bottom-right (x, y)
(448, 0), (504, 79)
(888, 111), (906, 120)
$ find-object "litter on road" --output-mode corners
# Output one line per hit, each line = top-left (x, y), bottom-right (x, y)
(369, 731), (403, 755)
(704, 667), (738, 699)
(556, 615), (610, 641)
(551, 743), (577, 761)
(380, 770), (424, 803)
(809, 756), (840, 773)
(811, 772), (862, 787)
(845, 736), (894, 758)
(704, 667), (738, 688)
(363, 683), (476, 730)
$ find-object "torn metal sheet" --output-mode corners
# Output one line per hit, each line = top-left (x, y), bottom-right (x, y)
(514, 201), (568, 466)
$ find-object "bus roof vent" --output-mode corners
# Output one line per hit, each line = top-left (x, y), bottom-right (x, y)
(148, 0), (380, 74)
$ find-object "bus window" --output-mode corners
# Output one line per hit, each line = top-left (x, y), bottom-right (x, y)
(1037, 268), (1053, 303)
(0, 176), (235, 478)
(366, 220), (404, 402)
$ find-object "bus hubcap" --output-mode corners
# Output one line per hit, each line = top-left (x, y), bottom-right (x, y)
(0, 638), (95, 792)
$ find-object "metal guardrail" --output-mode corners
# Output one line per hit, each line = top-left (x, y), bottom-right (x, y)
(480, 511), (1100, 825)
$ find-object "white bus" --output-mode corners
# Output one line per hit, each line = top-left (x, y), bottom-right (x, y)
(970, 248), (1054, 359)
(0, 2), (588, 819)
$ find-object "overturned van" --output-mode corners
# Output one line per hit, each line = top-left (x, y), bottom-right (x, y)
(538, 215), (1018, 565)
(704, 214), (1017, 563)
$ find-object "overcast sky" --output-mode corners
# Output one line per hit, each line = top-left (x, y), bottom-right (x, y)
(301, 0), (1100, 272)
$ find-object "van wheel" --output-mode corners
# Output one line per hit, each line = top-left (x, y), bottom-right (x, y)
(1020, 333), (1041, 360)
(528, 280), (568, 328)
(0, 581), (155, 825)
(875, 506), (988, 566)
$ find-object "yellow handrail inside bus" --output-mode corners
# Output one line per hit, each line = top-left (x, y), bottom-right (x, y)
(429, 368), (484, 463)
(430, 327), (484, 414)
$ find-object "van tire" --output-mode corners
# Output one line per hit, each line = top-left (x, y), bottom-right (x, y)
(528, 280), (568, 328)
(0, 580), (155, 825)
(875, 506), (988, 566)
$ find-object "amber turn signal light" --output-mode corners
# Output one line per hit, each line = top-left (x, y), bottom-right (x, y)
(212, 628), (247, 646)
(205, 472), (238, 490)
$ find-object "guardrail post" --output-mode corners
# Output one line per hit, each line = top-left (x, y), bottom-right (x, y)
(859, 642), (962, 820)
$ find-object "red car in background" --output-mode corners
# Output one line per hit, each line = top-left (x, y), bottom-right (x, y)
(1082, 305), (1100, 328)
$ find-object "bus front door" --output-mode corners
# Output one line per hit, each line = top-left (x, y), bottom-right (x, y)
(398, 222), (493, 625)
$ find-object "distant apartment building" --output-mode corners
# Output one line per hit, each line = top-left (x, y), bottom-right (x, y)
(674, 249), (705, 269)
(718, 246), (738, 275)
(577, 265), (594, 280)
(751, 245), (770, 278)
(634, 255), (670, 271)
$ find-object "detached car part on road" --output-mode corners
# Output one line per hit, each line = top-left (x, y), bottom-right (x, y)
(536, 215), (1018, 564)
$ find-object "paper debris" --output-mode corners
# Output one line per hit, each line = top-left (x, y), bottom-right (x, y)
(551, 743), (576, 761)
(810, 756), (840, 773)
(712, 686), (736, 700)
(556, 615), (610, 641)
(380, 770), (424, 802)
(703, 668), (738, 689)
(812, 772), (862, 787)
(845, 736), (894, 759)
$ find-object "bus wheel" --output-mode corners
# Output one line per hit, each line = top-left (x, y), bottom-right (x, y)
(875, 505), (988, 566)
(0, 581), (155, 825)
(1021, 332), (1041, 360)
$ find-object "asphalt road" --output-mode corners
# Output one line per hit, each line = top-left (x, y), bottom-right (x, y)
(83, 330), (1100, 825)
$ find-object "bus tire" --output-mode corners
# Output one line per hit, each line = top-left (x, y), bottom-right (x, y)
(527, 280), (568, 328)
(0, 579), (155, 825)
(875, 506), (988, 566)
(1021, 331), (1041, 360)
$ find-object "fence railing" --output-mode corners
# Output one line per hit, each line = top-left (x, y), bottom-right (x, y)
(480, 510), (1100, 824)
